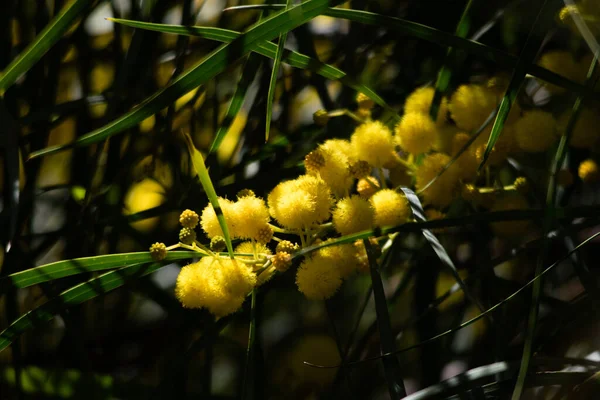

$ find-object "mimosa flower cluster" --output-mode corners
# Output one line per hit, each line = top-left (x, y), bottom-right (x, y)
(150, 41), (600, 317)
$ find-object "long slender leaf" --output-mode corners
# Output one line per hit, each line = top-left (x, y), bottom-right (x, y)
(183, 133), (235, 257)
(399, 188), (489, 318)
(28, 0), (346, 159)
(265, 0), (293, 142)
(430, 0), (474, 121)
(363, 239), (405, 399)
(0, 0), (93, 91)
(106, 19), (391, 112)
(209, 54), (262, 154)
(0, 262), (167, 353)
(480, 0), (554, 168)
(0, 251), (197, 292)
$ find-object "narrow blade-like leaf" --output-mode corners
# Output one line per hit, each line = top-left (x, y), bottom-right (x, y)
(0, 262), (166, 353)
(0, 0), (93, 91)
(0, 251), (197, 292)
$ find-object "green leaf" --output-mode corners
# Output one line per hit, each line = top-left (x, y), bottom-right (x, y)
(28, 0), (346, 159)
(0, 251), (197, 292)
(266, 0), (293, 142)
(363, 239), (406, 399)
(183, 133), (234, 258)
(430, 0), (474, 121)
(209, 54), (262, 154)
(399, 188), (488, 318)
(0, 262), (167, 353)
(0, 0), (93, 92)
(480, 0), (554, 169)
(106, 18), (392, 114)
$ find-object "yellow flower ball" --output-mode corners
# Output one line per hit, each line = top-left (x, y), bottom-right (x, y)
(308, 140), (354, 197)
(514, 110), (557, 152)
(350, 121), (395, 167)
(200, 197), (237, 239)
(332, 195), (374, 235)
(490, 195), (532, 237)
(357, 176), (380, 199)
(578, 159), (600, 182)
(558, 107), (600, 149)
(415, 153), (460, 208)
(296, 254), (343, 300)
(452, 133), (479, 182)
(537, 51), (585, 94)
(268, 175), (333, 230)
(369, 189), (411, 227)
(123, 179), (166, 233)
(449, 85), (497, 132)
(394, 112), (438, 155)
(235, 241), (271, 259)
(232, 195), (271, 241)
(317, 242), (363, 279)
(175, 256), (256, 317)
(404, 86), (448, 125)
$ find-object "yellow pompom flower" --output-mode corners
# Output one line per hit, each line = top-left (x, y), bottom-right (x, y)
(332, 195), (374, 235)
(235, 241), (271, 259)
(513, 110), (557, 152)
(558, 107), (600, 149)
(232, 195), (270, 241)
(537, 51), (585, 94)
(404, 86), (448, 125)
(394, 112), (438, 154)
(490, 195), (532, 237)
(296, 254), (343, 300)
(415, 153), (460, 207)
(268, 175), (333, 230)
(350, 121), (395, 167)
(452, 133), (479, 182)
(308, 140), (354, 197)
(369, 189), (411, 227)
(578, 159), (600, 182)
(357, 176), (380, 199)
(200, 197), (237, 239)
(175, 256), (256, 317)
(317, 242), (363, 279)
(449, 85), (497, 132)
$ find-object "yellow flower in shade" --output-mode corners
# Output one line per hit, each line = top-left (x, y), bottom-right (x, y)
(307, 140), (354, 197)
(537, 51), (585, 94)
(235, 241), (271, 259)
(389, 165), (412, 187)
(357, 176), (380, 199)
(123, 179), (166, 233)
(200, 197), (236, 239)
(296, 254), (343, 300)
(558, 107), (600, 149)
(175, 256), (256, 317)
(233, 195), (270, 241)
(350, 121), (395, 167)
(578, 159), (600, 182)
(452, 133), (479, 182)
(514, 110), (557, 152)
(317, 242), (363, 279)
(268, 175), (333, 230)
(332, 195), (374, 235)
(490, 195), (532, 237)
(369, 189), (411, 227)
(403, 86), (448, 125)
(415, 153), (460, 208)
(449, 85), (497, 132)
(394, 112), (438, 155)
